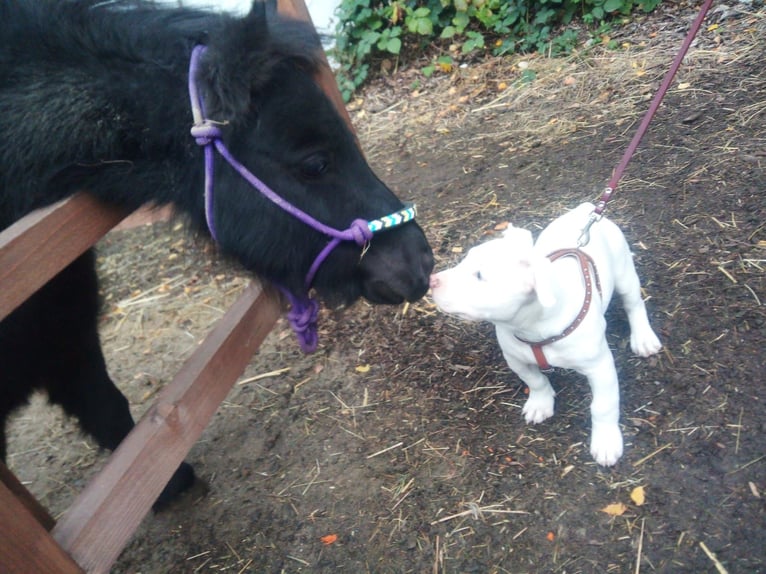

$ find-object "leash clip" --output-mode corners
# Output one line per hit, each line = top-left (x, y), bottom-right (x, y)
(577, 187), (612, 247)
(577, 210), (602, 247)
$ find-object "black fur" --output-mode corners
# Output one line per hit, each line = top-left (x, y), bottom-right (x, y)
(0, 0), (433, 508)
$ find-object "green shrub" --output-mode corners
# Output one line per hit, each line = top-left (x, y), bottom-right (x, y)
(332, 0), (663, 100)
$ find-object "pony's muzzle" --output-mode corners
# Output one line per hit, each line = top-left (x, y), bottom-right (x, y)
(361, 230), (434, 304)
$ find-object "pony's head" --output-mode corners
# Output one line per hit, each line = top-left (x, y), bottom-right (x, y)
(191, 1), (434, 306)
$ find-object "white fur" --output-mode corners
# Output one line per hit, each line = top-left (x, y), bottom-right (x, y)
(430, 203), (662, 466)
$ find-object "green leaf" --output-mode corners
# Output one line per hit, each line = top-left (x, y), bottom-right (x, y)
(416, 18), (433, 35)
(453, 11), (470, 32)
(422, 65), (435, 78)
(440, 25), (457, 39)
(520, 69), (537, 84)
(386, 37), (402, 54)
(603, 0), (624, 12)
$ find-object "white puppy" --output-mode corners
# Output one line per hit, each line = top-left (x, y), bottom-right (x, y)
(430, 202), (662, 466)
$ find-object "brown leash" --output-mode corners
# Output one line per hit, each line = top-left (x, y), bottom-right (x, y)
(578, 0), (716, 247)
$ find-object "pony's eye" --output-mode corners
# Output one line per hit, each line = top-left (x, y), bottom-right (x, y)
(474, 270), (484, 281)
(299, 153), (330, 179)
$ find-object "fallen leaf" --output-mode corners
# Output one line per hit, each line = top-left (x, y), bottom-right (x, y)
(631, 486), (646, 506)
(546, 531), (555, 541)
(321, 534), (338, 545)
(707, 23), (719, 32)
(451, 246), (463, 254)
(494, 221), (509, 231)
(563, 76), (576, 86)
(678, 82), (691, 90)
(355, 364), (371, 373)
(497, 81), (507, 90)
(601, 502), (628, 516)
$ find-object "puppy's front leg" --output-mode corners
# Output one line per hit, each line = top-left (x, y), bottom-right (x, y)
(503, 353), (556, 424)
(583, 349), (623, 466)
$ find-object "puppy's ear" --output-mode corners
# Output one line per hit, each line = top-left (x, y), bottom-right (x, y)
(502, 225), (534, 249)
(529, 256), (556, 308)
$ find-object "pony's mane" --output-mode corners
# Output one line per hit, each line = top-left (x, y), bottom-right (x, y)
(0, 0), (322, 79)
(0, 0), (324, 220)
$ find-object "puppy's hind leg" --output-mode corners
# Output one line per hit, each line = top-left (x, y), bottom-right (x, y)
(615, 254), (661, 357)
(503, 354), (556, 424)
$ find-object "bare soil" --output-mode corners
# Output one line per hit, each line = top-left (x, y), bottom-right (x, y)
(6, 3), (765, 573)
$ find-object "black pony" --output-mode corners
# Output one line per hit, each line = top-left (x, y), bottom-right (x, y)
(0, 0), (433, 507)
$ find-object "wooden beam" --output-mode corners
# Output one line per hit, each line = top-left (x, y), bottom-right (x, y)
(51, 280), (282, 574)
(0, 462), (56, 531)
(0, 194), (127, 322)
(0, 480), (84, 574)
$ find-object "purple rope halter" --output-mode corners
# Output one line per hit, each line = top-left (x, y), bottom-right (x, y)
(187, 45), (417, 352)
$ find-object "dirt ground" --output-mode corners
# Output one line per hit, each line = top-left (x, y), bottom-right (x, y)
(6, 2), (765, 573)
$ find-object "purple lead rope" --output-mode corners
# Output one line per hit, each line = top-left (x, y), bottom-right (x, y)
(188, 45), (416, 352)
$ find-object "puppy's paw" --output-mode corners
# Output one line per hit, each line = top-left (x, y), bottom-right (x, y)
(630, 326), (662, 357)
(522, 388), (555, 424)
(590, 424), (623, 466)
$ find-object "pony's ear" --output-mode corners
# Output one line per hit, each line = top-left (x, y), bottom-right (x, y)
(203, 1), (322, 118)
(247, 0), (273, 24)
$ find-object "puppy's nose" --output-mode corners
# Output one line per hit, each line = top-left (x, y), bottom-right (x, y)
(429, 274), (441, 289)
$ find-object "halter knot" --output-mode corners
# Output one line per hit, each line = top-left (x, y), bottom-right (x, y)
(285, 296), (320, 352)
(191, 122), (223, 146)
(349, 219), (374, 246)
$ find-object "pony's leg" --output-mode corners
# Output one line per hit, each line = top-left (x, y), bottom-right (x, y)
(43, 254), (195, 508)
(46, 332), (196, 508)
(615, 255), (662, 357)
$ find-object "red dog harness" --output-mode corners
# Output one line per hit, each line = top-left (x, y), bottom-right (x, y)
(516, 249), (602, 371)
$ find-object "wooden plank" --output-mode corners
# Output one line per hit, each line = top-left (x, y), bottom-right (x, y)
(0, 462), (56, 531)
(0, 480), (84, 574)
(52, 280), (282, 574)
(0, 194), (127, 322)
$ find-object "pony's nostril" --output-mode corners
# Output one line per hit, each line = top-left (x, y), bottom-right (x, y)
(429, 275), (440, 289)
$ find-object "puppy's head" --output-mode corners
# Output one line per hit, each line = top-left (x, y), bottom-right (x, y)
(430, 224), (556, 323)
